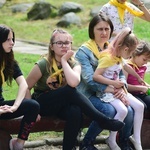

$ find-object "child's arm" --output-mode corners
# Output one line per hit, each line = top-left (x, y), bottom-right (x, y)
(128, 83), (148, 94)
(144, 82), (150, 87)
(123, 64), (144, 84)
(124, 66), (150, 94)
(93, 68), (124, 88)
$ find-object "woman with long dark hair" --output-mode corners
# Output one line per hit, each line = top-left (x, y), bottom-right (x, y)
(0, 24), (40, 150)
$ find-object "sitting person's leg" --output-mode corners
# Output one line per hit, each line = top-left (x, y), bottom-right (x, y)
(80, 96), (116, 150)
(128, 95), (144, 150)
(106, 99), (127, 150)
(118, 106), (134, 150)
(63, 85), (124, 131)
(58, 105), (82, 150)
(79, 95), (134, 150)
(135, 94), (150, 111)
(0, 99), (40, 150)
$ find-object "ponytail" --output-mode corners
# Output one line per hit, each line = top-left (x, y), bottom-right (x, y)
(109, 27), (138, 56)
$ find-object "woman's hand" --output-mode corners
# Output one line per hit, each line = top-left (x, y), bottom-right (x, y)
(0, 105), (13, 115)
(61, 50), (74, 62)
(114, 88), (129, 106)
(120, 96), (130, 106)
(105, 86), (129, 105)
(114, 88), (125, 99)
(36, 114), (41, 122)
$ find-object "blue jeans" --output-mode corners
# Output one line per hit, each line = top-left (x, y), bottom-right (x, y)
(83, 95), (134, 144)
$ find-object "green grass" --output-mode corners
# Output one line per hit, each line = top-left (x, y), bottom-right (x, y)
(145, 73), (150, 83)
(0, 0), (149, 47)
(3, 53), (40, 100)
(0, 0), (108, 47)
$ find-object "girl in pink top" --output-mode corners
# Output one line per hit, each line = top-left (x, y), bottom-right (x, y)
(126, 41), (150, 110)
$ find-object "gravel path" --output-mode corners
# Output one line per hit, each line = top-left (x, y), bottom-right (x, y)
(13, 39), (150, 72)
(22, 136), (110, 150)
(24, 144), (109, 150)
(24, 145), (63, 150)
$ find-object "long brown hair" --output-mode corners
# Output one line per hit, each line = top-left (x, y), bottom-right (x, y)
(0, 24), (17, 86)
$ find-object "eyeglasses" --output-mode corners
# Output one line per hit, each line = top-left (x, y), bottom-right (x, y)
(52, 41), (72, 48)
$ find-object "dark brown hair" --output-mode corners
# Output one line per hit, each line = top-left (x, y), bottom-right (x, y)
(88, 12), (114, 39)
(132, 41), (150, 59)
(0, 24), (17, 85)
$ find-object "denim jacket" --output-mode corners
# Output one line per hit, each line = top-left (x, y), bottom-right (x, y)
(75, 45), (127, 98)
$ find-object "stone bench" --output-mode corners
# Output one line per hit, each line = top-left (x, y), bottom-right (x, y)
(0, 111), (150, 150)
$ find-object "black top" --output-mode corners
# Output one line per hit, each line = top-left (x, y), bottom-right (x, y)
(0, 62), (23, 101)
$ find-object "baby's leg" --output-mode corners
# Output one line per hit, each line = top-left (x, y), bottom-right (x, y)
(128, 94), (144, 144)
(107, 99), (127, 150)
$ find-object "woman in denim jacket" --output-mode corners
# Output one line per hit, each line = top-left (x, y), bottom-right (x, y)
(75, 13), (134, 150)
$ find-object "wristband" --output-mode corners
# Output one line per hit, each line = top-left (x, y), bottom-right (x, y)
(146, 88), (150, 95)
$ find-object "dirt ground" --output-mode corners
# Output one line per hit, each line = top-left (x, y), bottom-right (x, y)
(24, 145), (63, 150)
(24, 144), (109, 150)
(23, 135), (109, 150)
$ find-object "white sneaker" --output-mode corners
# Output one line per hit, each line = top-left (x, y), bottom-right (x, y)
(129, 135), (142, 150)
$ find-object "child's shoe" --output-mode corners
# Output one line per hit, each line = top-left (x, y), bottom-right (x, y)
(129, 135), (142, 150)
